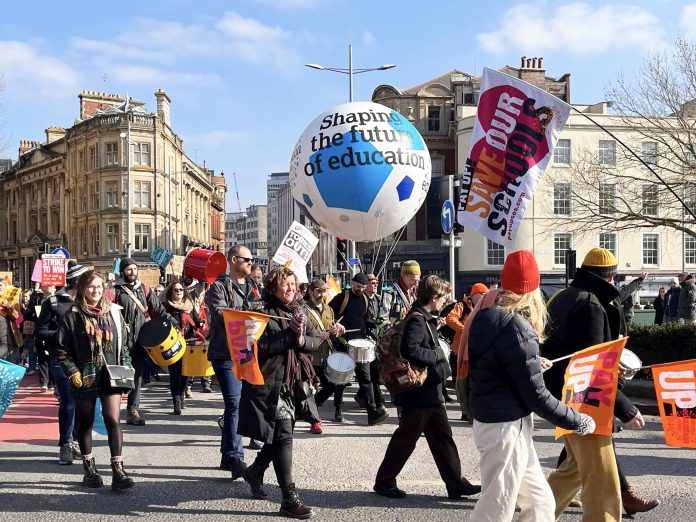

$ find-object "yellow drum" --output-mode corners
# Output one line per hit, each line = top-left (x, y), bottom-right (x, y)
(182, 341), (215, 377)
(138, 319), (186, 367)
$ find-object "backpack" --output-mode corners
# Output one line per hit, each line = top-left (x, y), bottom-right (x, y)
(378, 312), (430, 393)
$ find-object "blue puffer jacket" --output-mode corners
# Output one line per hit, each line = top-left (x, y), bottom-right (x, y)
(468, 305), (581, 430)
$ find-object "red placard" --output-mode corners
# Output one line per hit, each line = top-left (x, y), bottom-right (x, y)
(41, 254), (67, 287)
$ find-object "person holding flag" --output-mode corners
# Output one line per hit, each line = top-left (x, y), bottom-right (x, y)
(543, 248), (659, 518)
(238, 266), (321, 519)
(467, 250), (595, 522)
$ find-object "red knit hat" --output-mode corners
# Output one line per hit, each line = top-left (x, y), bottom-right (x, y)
(501, 250), (540, 294)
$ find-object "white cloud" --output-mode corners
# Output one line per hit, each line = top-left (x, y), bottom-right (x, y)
(252, 0), (323, 9)
(215, 11), (302, 70)
(116, 18), (222, 58)
(477, 3), (665, 56)
(108, 65), (219, 87)
(362, 30), (376, 46)
(183, 130), (248, 148)
(0, 40), (80, 99)
(681, 4), (696, 39)
(70, 37), (175, 65)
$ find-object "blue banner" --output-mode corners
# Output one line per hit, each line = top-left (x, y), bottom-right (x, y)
(0, 359), (26, 419)
(149, 248), (174, 270)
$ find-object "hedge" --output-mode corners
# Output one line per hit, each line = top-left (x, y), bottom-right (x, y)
(625, 322), (696, 378)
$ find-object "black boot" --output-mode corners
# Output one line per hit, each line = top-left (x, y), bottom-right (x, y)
(179, 394), (186, 410)
(82, 457), (103, 488)
(173, 397), (182, 415)
(230, 457), (248, 480)
(111, 460), (135, 491)
(243, 462), (268, 499)
(368, 407), (389, 426)
(280, 483), (314, 519)
(334, 406), (343, 423)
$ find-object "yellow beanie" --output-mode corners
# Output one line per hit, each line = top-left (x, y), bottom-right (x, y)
(581, 248), (618, 279)
(401, 260), (421, 276)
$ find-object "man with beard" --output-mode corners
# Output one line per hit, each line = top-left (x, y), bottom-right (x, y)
(206, 244), (260, 480)
(329, 272), (389, 426)
(305, 278), (346, 426)
(380, 260), (420, 324)
(115, 258), (173, 427)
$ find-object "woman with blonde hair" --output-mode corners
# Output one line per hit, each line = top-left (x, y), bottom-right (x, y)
(467, 250), (595, 521)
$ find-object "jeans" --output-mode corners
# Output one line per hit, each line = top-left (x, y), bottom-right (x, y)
(25, 336), (37, 372)
(50, 357), (77, 446)
(211, 359), (244, 459)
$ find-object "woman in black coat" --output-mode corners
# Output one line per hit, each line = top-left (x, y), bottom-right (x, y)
(56, 269), (133, 492)
(373, 275), (481, 500)
(161, 278), (204, 414)
(653, 287), (665, 324)
(238, 266), (321, 520)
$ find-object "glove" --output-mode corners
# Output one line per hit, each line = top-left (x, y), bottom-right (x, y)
(576, 413), (596, 436)
(70, 372), (83, 389)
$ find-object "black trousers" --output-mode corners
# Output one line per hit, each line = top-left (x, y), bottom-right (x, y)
(254, 418), (294, 487)
(37, 341), (53, 388)
(314, 364), (345, 407)
(375, 403), (461, 489)
(354, 361), (376, 410)
(127, 347), (146, 411)
(355, 358), (385, 408)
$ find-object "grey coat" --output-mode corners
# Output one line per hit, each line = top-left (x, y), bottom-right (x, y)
(678, 280), (696, 321)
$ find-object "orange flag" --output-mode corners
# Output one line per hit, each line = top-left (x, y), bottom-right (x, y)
(324, 275), (341, 304)
(222, 309), (270, 385)
(555, 338), (626, 439)
(652, 359), (696, 448)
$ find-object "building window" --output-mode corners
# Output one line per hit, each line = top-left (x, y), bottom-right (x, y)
(80, 191), (87, 213)
(105, 181), (119, 208)
(642, 184), (658, 216)
(89, 145), (97, 169)
(685, 145), (696, 166)
(686, 236), (696, 265)
(642, 142), (658, 166)
(599, 232), (617, 257)
(685, 183), (696, 215)
(598, 140), (616, 166)
(89, 183), (99, 210)
(79, 226), (87, 255)
(553, 182), (571, 215)
(90, 224), (99, 254)
(554, 139), (571, 165)
(553, 233), (572, 265)
(427, 106), (441, 132)
(133, 181), (151, 208)
(486, 239), (505, 266)
(106, 224), (119, 252)
(78, 150), (85, 173)
(134, 223), (150, 252)
(106, 143), (119, 165)
(599, 183), (616, 215)
(133, 143), (150, 165)
(642, 233), (659, 266)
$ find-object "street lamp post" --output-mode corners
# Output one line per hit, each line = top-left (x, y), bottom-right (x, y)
(119, 124), (132, 257)
(305, 44), (395, 272)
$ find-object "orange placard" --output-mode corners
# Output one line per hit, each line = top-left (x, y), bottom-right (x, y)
(222, 309), (270, 385)
(652, 359), (696, 448)
(555, 338), (626, 439)
(324, 275), (341, 304)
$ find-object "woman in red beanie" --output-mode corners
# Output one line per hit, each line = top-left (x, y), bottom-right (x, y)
(467, 250), (596, 521)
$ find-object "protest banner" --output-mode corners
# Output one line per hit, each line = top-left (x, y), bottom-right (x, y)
(222, 309), (270, 385)
(31, 260), (43, 283)
(0, 286), (21, 310)
(652, 359), (696, 448)
(0, 360), (26, 419)
(324, 275), (341, 303)
(41, 254), (67, 287)
(252, 257), (270, 270)
(272, 221), (319, 284)
(149, 248), (174, 270)
(0, 272), (12, 285)
(555, 338), (626, 439)
(457, 67), (571, 247)
(166, 255), (186, 276)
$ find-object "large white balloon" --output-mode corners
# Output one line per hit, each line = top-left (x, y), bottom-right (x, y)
(289, 101), (431, 241)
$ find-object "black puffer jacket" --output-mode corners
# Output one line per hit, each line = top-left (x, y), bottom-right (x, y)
(393, 305), (449, 408)
(35, 289), (74, 356)
(468, 305), (581, 430)
(542, 268), (637, 423)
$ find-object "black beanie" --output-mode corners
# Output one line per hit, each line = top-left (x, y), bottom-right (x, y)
(119, 257), (137, 273)
(351, 272), (370, 285)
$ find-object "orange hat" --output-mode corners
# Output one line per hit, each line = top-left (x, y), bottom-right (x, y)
(470, 283), (488, 297)
(501, 250), (540, 294)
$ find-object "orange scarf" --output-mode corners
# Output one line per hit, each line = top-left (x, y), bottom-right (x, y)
(455, 289), (499, 380)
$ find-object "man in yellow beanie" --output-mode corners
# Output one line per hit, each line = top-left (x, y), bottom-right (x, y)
(380, 260), (421, 324)
(543, 247), (659, 518)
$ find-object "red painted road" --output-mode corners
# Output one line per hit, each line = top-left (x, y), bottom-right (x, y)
(0, 374), (59, 444)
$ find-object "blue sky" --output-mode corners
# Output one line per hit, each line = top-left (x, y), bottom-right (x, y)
(1, 0), (693, 211)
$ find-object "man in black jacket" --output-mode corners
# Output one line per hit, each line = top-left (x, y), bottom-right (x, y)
(329, 272), (388, 426)
(115, 258), (173, 427)
(544, 248), (659, 518)
(35, 262), (89, 465)
(206, 244), (259, 478)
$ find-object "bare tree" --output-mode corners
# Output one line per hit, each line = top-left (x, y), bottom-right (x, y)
(546, 38), (696, 239)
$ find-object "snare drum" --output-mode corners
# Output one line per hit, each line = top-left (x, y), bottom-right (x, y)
(619, 348), (642, 380)
(348, 339), (376, 363)
(325, 352), (355, 385)
(437, 338), (451, 361)
(182, 341), (215, 377)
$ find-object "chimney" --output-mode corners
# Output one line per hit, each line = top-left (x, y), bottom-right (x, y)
(532, 57), (537, 69)
(538, 57), (543, 69)
(45, 127), (66, 144)
(155, 89), (171, 127)
(78, 90), (123, 118)
(19, 140), (41, 157)
(521, 56), (526, 68)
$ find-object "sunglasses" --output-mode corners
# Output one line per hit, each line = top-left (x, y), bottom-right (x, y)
(173, 288), (184, 292)
(234, 256), (253, 263)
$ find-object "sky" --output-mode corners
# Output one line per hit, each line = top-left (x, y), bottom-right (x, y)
(1, 0), (694, 213)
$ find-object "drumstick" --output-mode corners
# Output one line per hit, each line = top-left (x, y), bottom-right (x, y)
(343, 328), (361, 333)
(335, 316), (344, 325)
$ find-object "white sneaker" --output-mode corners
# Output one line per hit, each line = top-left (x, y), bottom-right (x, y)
(58, 444), (74, 465)
(71, 442), (82, 460)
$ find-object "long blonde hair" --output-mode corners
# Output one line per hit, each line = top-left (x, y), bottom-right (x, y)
(495, 288), (548, 342)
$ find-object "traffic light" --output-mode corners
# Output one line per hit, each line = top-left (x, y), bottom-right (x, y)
(336, 237), (348, 273)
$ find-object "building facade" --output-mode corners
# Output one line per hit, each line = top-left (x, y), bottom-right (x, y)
(226, 205), (268, 258)
(0, 90), (226, 287)
(266, 171), (289, 256)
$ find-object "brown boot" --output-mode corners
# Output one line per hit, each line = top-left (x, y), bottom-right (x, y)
(126, 409), (146, 426)
(279, 483), (313, 519)
(622, 487), (659, 516)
